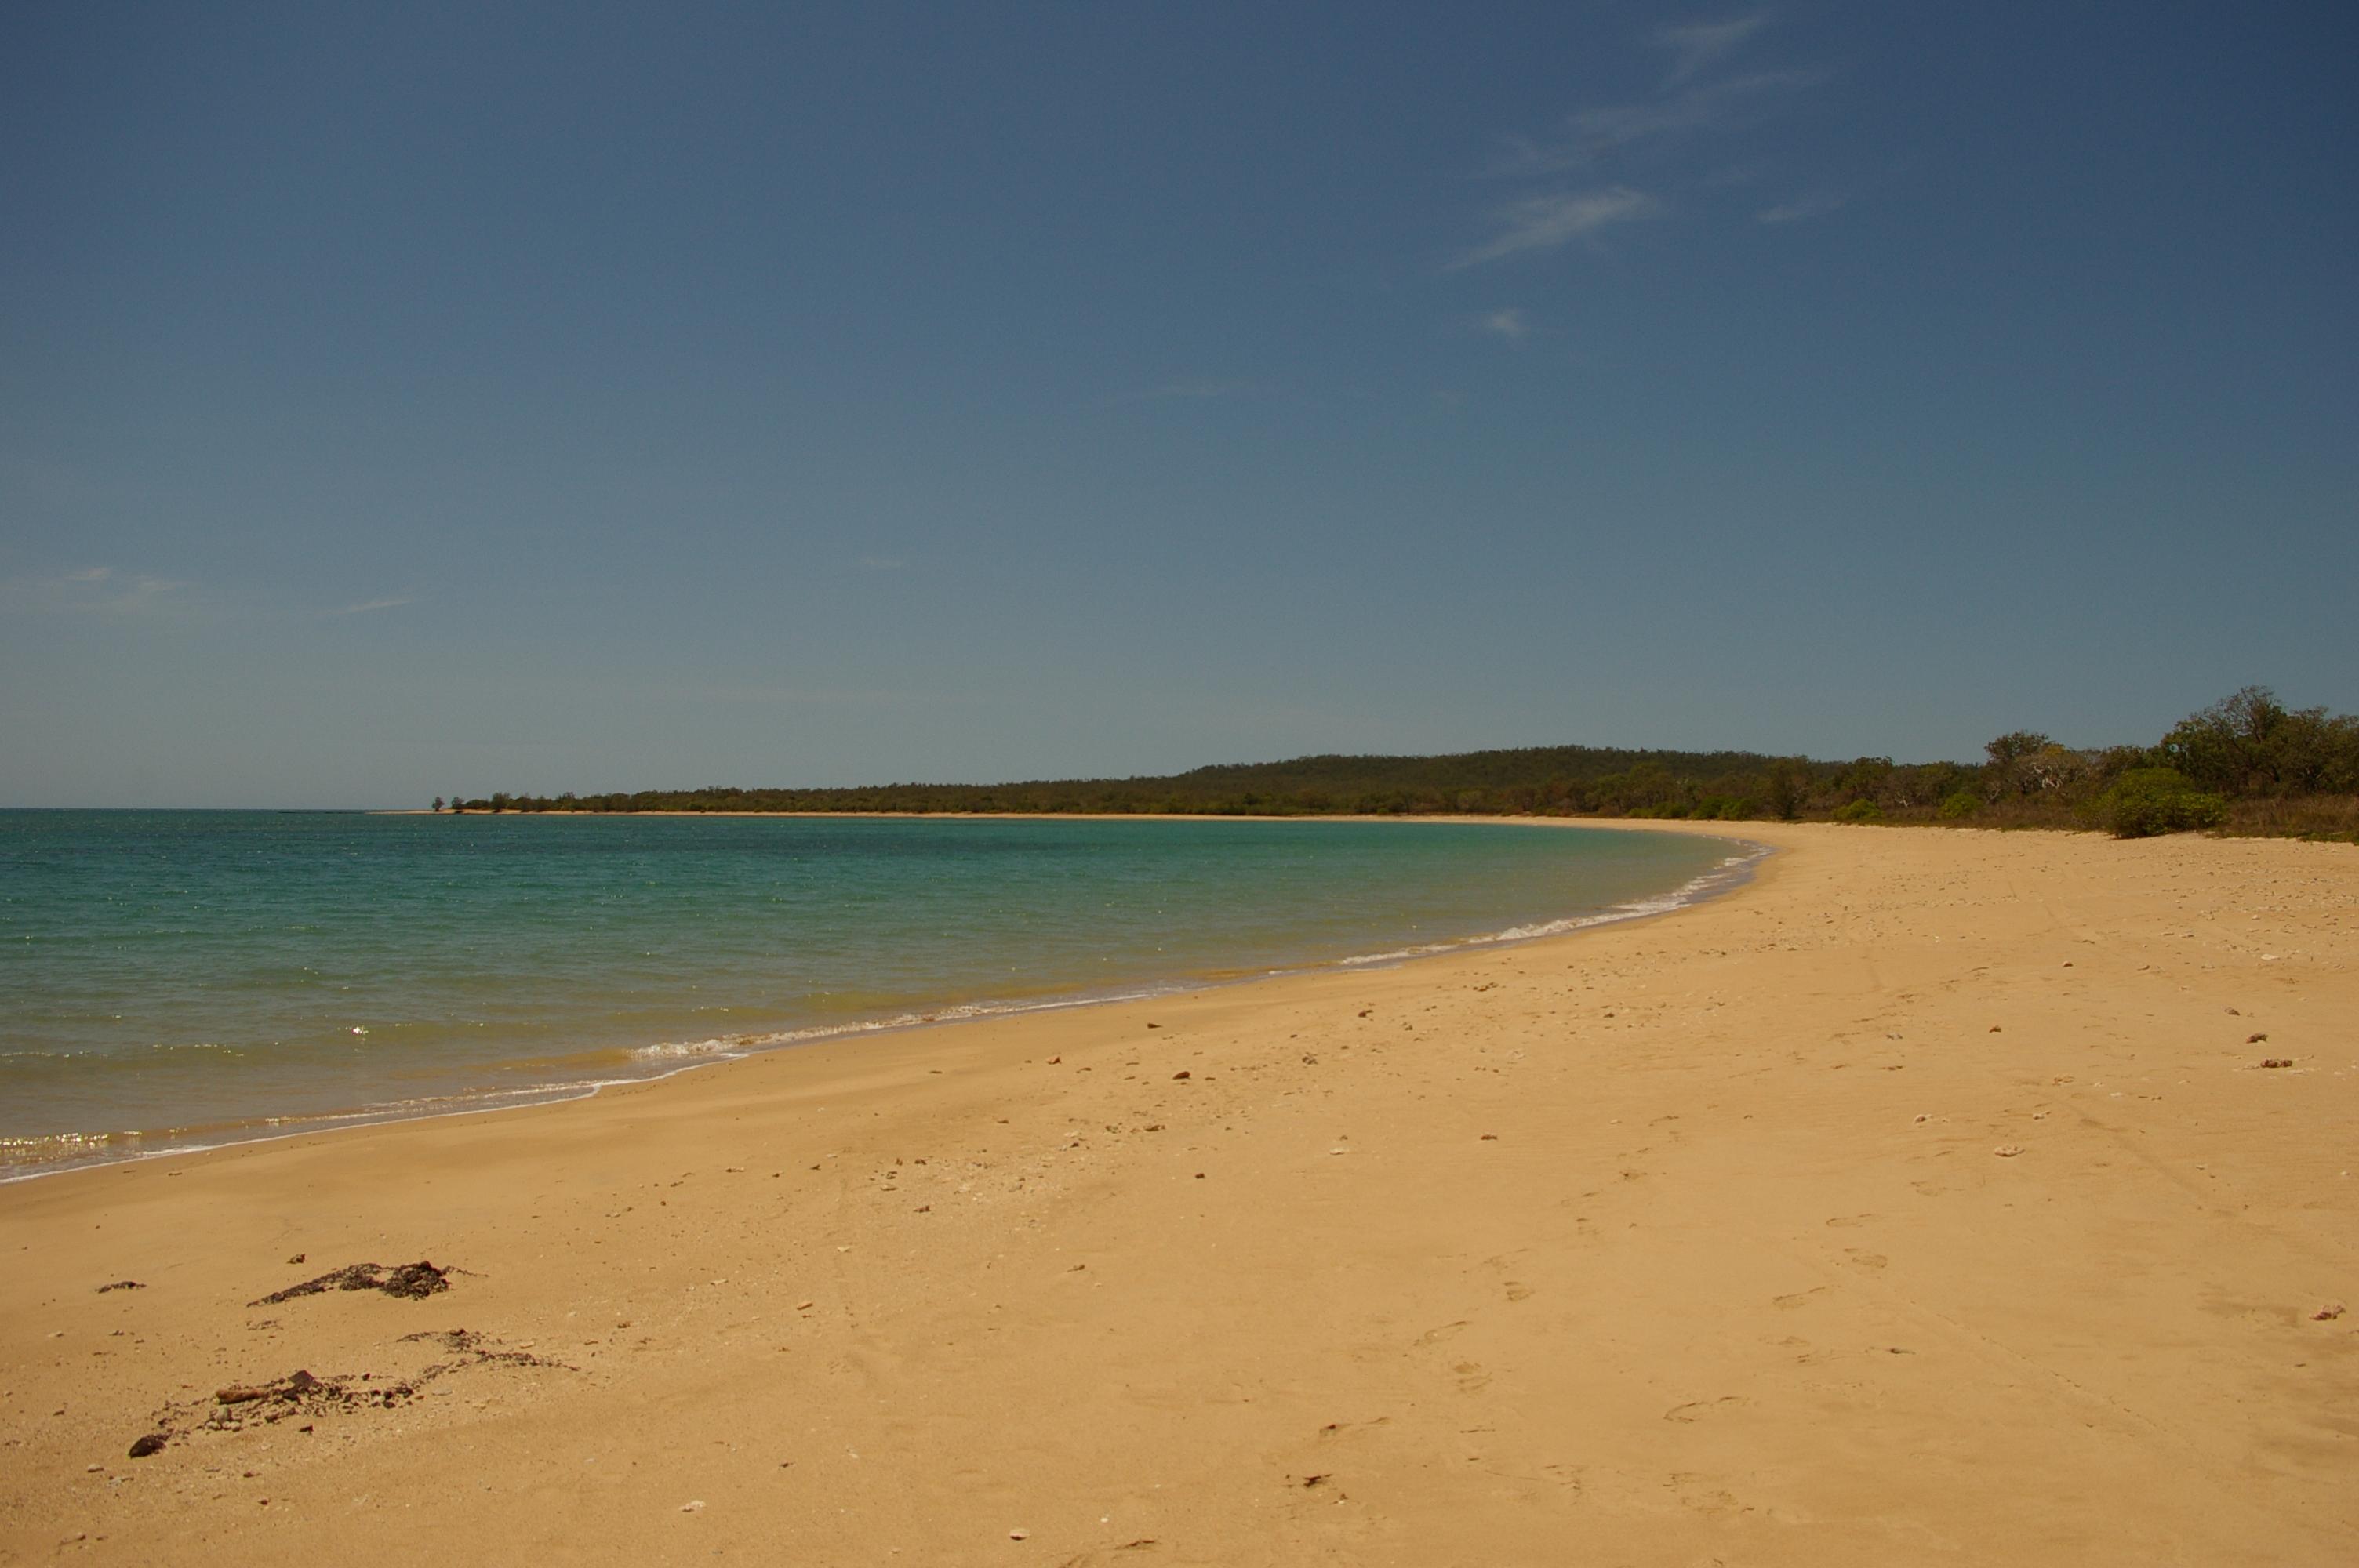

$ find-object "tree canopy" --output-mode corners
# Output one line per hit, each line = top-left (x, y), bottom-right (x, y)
(439, 689), (2358, 841)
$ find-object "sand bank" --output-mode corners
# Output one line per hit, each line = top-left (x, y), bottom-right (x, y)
(3, 822), (2353, 1564)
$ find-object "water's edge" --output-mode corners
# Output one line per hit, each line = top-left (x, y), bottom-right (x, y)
(1, 823), (1770, 1184)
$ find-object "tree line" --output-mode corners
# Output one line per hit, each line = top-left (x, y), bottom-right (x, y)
(434, 688), (2359, 840)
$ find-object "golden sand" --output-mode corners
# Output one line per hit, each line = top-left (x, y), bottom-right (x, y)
(3, 822), (2353, 1564)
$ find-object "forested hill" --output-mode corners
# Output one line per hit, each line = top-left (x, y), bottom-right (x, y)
(450, 742), (1801, 819)
(439, 688), (2359, 840)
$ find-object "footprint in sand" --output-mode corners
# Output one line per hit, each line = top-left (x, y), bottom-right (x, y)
(1539, 1463), (1585, 1494)
(1453, 1361), (1492, 1393)
(1504, 1281), (1534, 1302)
(1666, 1472), (1741, 1514)
(1663, 1396), (1748, 1424)
(1844, 1250), (1889, 1270)
(1773, 1287), (1827, 1311)
(1823, 1214), (1878, 1229)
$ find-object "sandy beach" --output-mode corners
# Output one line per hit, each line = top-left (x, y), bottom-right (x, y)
(2, 820), (2353, 1565)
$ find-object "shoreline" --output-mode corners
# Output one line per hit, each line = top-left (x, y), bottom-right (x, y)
(1, 818), (1770, 1184)
(5, 821), (2352, 1563)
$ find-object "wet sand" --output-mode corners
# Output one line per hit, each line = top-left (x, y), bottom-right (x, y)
(2, 821), (2353, 1564)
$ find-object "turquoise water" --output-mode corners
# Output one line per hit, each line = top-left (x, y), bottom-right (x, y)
(0, 811), (1754, 1174)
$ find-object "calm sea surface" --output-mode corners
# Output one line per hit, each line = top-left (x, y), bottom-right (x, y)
(0, 811), (1754, 1174)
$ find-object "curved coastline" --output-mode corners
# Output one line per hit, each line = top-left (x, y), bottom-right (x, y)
(0, 818), (1770, 1185)
(9, 823), (2350, 1561)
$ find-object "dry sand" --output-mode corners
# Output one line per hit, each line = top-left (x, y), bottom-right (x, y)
(2, 821), (2354, 1565)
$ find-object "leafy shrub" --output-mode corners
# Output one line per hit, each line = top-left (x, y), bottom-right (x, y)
(2089, 768), (2228, 838)
(1937, 790), (1983, 820)
(1832, 799), (1885, 824)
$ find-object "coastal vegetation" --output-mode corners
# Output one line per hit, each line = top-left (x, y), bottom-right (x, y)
(441, 688), (2359, 840)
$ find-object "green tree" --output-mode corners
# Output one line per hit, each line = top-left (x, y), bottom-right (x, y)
(1984, 731), (2055, 797)
(2088, 768), (2228, 838)
(2161, 688), (2283, 793)
(2163, 687), (2359, 797)
(1836, 757), (1896, 804)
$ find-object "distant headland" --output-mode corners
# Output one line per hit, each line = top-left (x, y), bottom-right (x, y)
(434, 688), (2356, 842)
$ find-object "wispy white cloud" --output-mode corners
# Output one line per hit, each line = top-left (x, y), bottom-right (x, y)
(1115, 379), (1255, 405)
(1479, 308), (1532, 343)
(1656, 15), (1771, 85)
(1757, 190), (1848, 225)
(7, 567), (191, 615)
(1482, 70), (1823, 180)
(671, 681), (939, 708)
(1568, 69), (1827, 155)
(1458, 11), (1840, 269)
(1449, 187), (1663, 270)
(1479, 132), (1587, 181)
(91, 575), (188, 614)
(856, 555), (909, 572)
(326, 596), (414, 616)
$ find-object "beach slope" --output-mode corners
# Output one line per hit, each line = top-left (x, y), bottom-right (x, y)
(2, 822), (2353, 1564)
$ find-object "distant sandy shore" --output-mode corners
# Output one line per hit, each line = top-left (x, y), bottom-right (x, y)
(4, 821), (2353, 1564)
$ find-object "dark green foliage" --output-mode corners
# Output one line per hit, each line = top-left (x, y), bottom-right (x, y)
(2088, 768), (2230, 838)
(1983, 731), (2054, 795)
(450, 688), (2354, 839)
(463, 744), (1834, 821)
(2161, 687), (2359, 797)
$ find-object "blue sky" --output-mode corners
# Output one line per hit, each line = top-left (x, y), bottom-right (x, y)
(3, 2), (2353, 806)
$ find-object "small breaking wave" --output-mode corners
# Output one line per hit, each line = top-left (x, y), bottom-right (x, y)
(6, 827), (1769, 1182)
(627, 985), (1183, 1062)
(1337, 842), (1767, 967)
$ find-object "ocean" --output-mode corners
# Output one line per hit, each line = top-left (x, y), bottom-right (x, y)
(0, 811), (1756, 1176)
